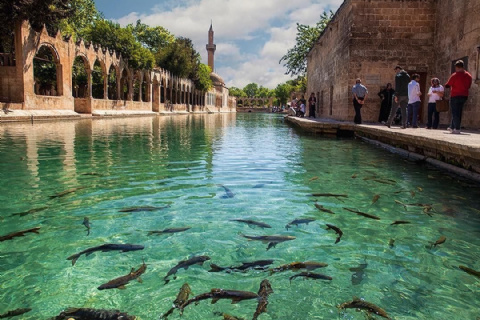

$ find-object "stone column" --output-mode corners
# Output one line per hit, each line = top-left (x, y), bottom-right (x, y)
(56, 63), (63, 96)
(139, 78), (143, 102)
(87, 70), (92, 98)
(103, 74), (108, 100)
(128, 77), (133, 101)
(116, 74), (121, 100)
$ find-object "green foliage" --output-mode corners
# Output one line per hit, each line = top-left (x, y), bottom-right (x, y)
(280, 11), (334, 76)
(84, 19), (154, 70)
(156, 37), (199, 78)
(194, 63), (213, 92)
(58, 0), (101, 40)
(243, 83), (259, 98)
(128, 20), (174, 53)
(257, 86), (275, 98)
(286, 76), (307, 94)
(229, 87), (246, 98)
(274, 83), (293, 106)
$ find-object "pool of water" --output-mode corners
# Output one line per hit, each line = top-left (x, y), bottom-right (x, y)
(0, 113), (479, 320)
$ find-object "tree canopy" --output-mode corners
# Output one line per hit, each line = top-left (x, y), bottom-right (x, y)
(243, 83), (259, 98)
(279, 11), (334, 76)
(128, 20), (175, 54)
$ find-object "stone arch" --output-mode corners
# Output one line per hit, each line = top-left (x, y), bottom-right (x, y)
(72, 55), (89, 98)
(33, 43), (62, 96)
(92, 58), (106, 99)
(120, 68), (130, 100)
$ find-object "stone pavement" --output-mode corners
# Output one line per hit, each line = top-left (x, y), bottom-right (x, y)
(285, 116), (480, 176)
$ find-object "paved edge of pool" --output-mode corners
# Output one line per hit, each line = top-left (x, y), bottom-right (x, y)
(284, 116), (480, 183)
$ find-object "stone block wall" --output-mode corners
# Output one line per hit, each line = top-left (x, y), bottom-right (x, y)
(349, 0), (436, 123)
(307, 0), (354, 120)
(0, 67), (23, 102)
(434, 0), (480, 129)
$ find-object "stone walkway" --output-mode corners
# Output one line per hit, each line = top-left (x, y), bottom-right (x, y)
(0, 109), (81, 121)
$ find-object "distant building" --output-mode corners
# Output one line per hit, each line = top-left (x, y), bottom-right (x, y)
(307, 0), (479, 128)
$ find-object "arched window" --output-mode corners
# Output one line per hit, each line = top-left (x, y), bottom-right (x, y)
(108, 65), (117, 100)
(34, 45), (61, 96)
(92, 60), (105, 99)
(72, 56), (88, 98)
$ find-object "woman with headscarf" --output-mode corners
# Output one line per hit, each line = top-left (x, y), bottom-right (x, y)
(426, 77), (444, 129)
(378, 83), (395, 123)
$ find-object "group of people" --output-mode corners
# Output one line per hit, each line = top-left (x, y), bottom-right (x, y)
(288, 93), (317, 118)
(352, 61), (473, 134)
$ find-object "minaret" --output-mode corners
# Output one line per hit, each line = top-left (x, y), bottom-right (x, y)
(206, 21), (216, 72)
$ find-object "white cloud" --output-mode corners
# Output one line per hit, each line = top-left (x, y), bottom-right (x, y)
(115, 0), (343, 88)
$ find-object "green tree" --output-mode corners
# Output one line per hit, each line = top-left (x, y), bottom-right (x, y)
(274, 83), (292, 106)
(128, 20), (175, 53)
(156, 37), (199, 78)
(286, 76), (307, 94)
(194, 63), (213, 92)
(280, 11), (333, 76)
(229, 87), (246, 98)
(257, 86), (275, 98)
(84, 19), (154, 69)
(58, 0), (101, 39)
(243, 83), (258, 98)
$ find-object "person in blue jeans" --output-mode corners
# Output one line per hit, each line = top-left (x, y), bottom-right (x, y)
(426, 78), (444, 129)
(407, 74), (422, 128)
(445, 60), (472, 134)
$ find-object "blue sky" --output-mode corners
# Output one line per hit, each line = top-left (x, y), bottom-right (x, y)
(94, 0), (343, 89)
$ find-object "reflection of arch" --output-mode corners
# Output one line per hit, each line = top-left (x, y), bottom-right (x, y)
(72, 55), (89, 98)
(33, 44), (62, 96)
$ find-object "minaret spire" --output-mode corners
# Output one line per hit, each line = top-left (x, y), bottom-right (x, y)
(206, 21), (216, 72)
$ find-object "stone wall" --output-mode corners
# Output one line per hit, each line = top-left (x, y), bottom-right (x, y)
(0, 67), (22, 102)
(307, 0), (353, 120)
(349, 0), (435, 122)
(434, 0), (480, 128)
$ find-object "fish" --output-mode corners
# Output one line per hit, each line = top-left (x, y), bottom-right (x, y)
(49, 187), (85, 199)
(338, 297), (391, 319)
(10, 206), (48, 217)
(311, 193), (348, 198)
(219, 185), (235, 198)
(148, 227), (191, 235)
(82, 217), (91, 236)
(308, 176), (319, 182)
(66, 244), (145, 266)
(0, 308), (32, 319)
(208, 260), (275, 273)
(253, 184), (265, 188)
(314, 203), (335, 214)
(388, 239), (395, 248)
(326, 224), (343, 244)
(240, 234), (296, 251)
(179, 289), (259, 311)
(395, 200), (433, 216)
(98, 261), (147, 290)
(161, 283), (193, 319)
(372, 194), (380, 204)
(119, 205), (170, 213)
(411, 191), (416, 198)
(214, 313), (245, 320)
(285, 218), (316, 230)
(289, 272), (332, 283)
(269, 261), (328, 274)
(390, 220), (410, 225)
(349, 261), (367, 285)
(81, 172), (104, 177)
(430, 236), (446, 249)
(458, 266), (480, 278)
(50, 307), (136, 320)
(417, 187), (423, 192)
(164, 256), (211, 284)
(0, 227), (40, 242)
(252, 280), (273, 320)
(373, 179), (396, 185)
(231, 219), (272, 229)
(351, 173), (357, 179)
(343, 208), (380, 220)
(452, 195), (467, 200)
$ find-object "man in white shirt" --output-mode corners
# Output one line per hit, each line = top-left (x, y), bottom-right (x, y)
(407, 74), (422, 128)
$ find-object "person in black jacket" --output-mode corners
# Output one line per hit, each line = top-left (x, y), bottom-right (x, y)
(386, 66), (410, 129)
(378, 83), (394, 123)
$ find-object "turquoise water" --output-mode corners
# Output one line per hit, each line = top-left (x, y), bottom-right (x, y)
(0, 113), (479, 320)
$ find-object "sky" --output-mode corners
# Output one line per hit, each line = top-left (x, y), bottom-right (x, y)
(94, 0), (343, 89)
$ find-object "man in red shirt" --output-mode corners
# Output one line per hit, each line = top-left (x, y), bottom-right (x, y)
(445, 60), (473, 134)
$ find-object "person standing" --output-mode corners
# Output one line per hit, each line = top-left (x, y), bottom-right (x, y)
(426, 78), (444, 129)
(386, 66), (410, 129)
(407, 74), (422, 128)
(378, 83), (395, 123)
(308, 93), (317, 118)
(445, 60), (472, 134)
(291, 96), (298, 116)
(352, 78), (368, 124)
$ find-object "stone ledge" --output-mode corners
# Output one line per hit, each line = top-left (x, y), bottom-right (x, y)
(92, 110), (157, 117)
(0, 110), (81, 122)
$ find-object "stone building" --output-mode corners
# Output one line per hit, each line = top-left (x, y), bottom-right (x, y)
(0, 21), (236, 116)
(307, 0), (480, 128)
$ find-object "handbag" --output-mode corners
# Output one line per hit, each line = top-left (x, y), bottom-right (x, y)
(436, 99), (449, 112)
